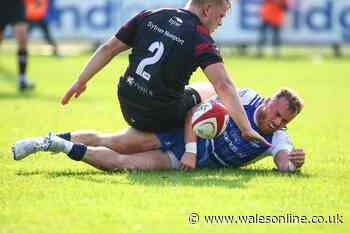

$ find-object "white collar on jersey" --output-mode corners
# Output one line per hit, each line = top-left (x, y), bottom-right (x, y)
(253, 105), (262, 127)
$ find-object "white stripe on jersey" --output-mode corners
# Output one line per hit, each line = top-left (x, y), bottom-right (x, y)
(238, 88), (259, 105)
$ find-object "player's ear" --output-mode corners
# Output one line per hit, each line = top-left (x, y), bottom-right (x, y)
(263, 98), (272, 110)
(201, 3), (211, 17)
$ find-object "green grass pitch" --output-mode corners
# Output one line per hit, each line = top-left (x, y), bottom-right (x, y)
(0, 51), (349, 233)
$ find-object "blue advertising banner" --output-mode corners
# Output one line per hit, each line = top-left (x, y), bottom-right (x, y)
(46, 0), (350, 44)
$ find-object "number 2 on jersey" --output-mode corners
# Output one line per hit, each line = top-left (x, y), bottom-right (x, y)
(136, 41), (164, 81)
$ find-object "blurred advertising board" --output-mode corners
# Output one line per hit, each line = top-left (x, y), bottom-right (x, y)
(47, 0), (350, 43)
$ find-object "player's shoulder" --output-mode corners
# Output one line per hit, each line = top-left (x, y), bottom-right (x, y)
(209, 89), (262, 106)
(140, 8), (179, 18)
(131, 8), (169, 22)
(194, 24), (214, 43)
(238, 88), (263, 105)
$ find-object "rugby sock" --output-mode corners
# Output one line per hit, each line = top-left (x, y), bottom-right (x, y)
(17, 48), (28, 78)
(57, 132), (71, 141)
(67, 144), (87, 161)
(19, 74), (26, 83)
(51, 136), (74, 154)
(54, 133), (85, 161)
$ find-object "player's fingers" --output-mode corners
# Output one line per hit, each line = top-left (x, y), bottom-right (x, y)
(61, 97), (68, 105)
(75, 85), (87, 98)
(289, 150), (304, 155)
(289, 154), (305, 159)
(293, 149), (304, 153)
(289, 153), (305, 157)
(183, 162), (195, 171)
(180, 163), (188, 171)
(242, 131), (271, 147)
(290, 159), (304, 164)
(256, 135), (271, 147)
(294, 161), (304, 168)
(289, 157), (304, 164)
(61, 90), (75, 105)
(187, 164), (194, 170)
(289, 154), (304, 159)
(250, 130), (271, 147)
(294, 156), (305, 161)
(75, 87), (83, 98)
(75, 91), (82, 98)
(290, 158), (304, 164)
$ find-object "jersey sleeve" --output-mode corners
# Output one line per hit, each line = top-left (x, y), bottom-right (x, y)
(194, 26), (223, 70)
(115, 10), (147, 47)
(238, 88), (260, 105)
(209, 88), (259, 105)
(266, 130), (293, 157)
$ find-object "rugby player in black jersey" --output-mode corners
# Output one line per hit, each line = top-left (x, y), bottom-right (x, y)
(61, 0), (270, 147)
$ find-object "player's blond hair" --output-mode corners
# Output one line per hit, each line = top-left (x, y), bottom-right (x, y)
(273, 88), (304, 114)
(189, 0), (231, 7)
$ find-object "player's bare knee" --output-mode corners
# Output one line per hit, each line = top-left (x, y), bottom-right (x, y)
(86, 131), (103, 145)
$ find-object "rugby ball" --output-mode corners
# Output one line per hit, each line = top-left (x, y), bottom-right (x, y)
(192, 101), (229, 139)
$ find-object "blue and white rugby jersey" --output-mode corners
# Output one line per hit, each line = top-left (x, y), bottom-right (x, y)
(201, 88), (293, 168)
(156, 88), (293, 169)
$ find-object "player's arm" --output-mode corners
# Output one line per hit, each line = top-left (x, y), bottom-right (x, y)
(75, 36), (128, 84)
(204, 63), (270, 147)
(61, 9), (146, 105)
(188, 82), (216, 101)
(180, 106), (199, 171)
(269, 130), (305, 172)
(274, 149), (305, 173)
(61, 36), (129, 105)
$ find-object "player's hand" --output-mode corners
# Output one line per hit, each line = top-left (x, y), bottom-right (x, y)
(241, 128), (272, 147)
(61, 80), (87, 105)
(288, 149), (305, 168)
(180, 152), (197, 171)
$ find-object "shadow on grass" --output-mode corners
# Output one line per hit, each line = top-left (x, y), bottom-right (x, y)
(0, 88), (97, 103)
(16, 167), (311, 189)
(125, 168), (310, 189)
(0, 91), (60, 102)
(0, 63), (60, 101)
(0, 63), (16, 85)
(0, 63), (97, 103)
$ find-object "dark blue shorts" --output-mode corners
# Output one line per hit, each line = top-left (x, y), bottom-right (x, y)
(156, 129), (222, 169)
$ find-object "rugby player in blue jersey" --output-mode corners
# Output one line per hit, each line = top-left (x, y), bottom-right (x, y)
(12, 83), (305, 173)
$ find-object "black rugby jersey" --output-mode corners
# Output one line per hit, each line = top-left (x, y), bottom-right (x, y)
(116, 8), (223, 106)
